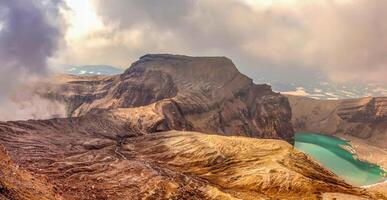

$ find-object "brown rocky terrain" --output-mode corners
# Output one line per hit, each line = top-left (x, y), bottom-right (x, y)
(36, 54), (294, 143)
(0, 114), (379, 199)
(0, 145), (62, 200)
(287, 95), (387, 149)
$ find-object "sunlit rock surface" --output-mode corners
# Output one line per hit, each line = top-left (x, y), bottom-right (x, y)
(0, 117), (376, 199)
(39, 54), (294, 143)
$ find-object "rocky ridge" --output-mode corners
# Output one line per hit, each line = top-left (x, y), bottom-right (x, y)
(39, 54), (294, 143)
(287, 95), (387, 148)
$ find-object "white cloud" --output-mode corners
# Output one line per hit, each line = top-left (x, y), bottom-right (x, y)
(64, 0), (103, 39)
(325, 92), (340, 98)
(282, 87), (309, 96)
(373, 87), (387, 96)
(339, 90), (356, 96)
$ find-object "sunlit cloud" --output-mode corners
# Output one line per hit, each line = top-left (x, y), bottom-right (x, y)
(0, 21), (4, 32)
(242, 0), (300, 8)
(282, 87), (309, 96)
(53, 0), (387, 86)
(63, 0), (103, 39)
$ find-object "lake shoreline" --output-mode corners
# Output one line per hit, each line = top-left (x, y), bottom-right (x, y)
(338, 134), (387, 171)
(295, 132), (387, 187)
(361, 179), (387, 188)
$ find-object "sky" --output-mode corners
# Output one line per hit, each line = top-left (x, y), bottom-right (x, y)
(53, 0), (387, 86)
(1, 0), (387, 88)
(0, 0), (386, 120)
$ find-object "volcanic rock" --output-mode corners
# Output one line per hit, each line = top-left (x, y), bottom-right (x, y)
(40, 54), (294, 143)
(287, 95), (387, 148)
(0, 116), (377, 199)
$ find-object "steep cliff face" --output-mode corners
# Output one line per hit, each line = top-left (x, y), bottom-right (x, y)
(287, 95), (387, 148)
(40, 54), (294, 143)
(0, 116), (377, 199)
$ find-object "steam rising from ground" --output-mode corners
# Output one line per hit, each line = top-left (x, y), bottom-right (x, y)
(0, 92), (66, 121)
(0, 0), (66, 121)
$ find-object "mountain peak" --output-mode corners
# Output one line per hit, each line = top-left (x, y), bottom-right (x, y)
(132, 54), (237, 73)
(124, 54), (248, 91)
(139, 53), (231, 61)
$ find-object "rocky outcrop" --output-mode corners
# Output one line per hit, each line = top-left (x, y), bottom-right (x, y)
(39, 54), (294, 143)
(0, 115), (377, 199)
(287, 95), (387, 149)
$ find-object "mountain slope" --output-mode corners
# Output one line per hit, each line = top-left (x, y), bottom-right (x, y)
(287, 95), (387, 148)
(0, 145), (62, 200)
(39, 54), (294, 143)
(0, 115), (376, 199)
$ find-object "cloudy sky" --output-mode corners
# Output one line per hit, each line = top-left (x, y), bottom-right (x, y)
(0, 0), (386, 120)
(1, 0), (387, 86)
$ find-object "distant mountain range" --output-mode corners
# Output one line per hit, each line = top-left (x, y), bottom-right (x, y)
(64, 65), (124, 76)
(255, 77), (387, 100)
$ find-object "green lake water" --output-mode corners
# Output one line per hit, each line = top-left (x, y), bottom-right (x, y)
(294, 132), (386, 186)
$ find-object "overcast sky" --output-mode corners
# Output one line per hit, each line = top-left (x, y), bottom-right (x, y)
(1, 0), (387, 86)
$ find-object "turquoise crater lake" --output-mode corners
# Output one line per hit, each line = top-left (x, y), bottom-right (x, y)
(294, 132), (386, 186)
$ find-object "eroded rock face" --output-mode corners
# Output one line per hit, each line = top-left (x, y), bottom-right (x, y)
(40, 54), (294, 143)
(0, 116), (376, 199)
(287, 95), (387, 148)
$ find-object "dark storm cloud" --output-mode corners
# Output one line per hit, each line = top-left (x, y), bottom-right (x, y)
(0, 0), (66, 120)
(0, 0), (64, 75)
